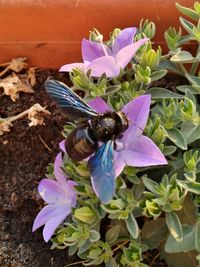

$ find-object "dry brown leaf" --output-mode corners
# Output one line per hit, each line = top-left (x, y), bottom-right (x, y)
(18, 75), (35, 94)
(0, 76), (22, 101)
(0, 120), (13, 135)
(28, 104), (51, 127)
(8, 57), (27, 72)
(0, 57), (27, 77)
(27, 67), (37, 86)
(0, 74), (34, 101)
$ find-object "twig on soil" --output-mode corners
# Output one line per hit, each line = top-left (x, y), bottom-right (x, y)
(149, 251), (161, 267)
(39, 135), (52, 151)
(0, 103), (51, 135)
(112, 240), (129, 253)
(64, 260), (87, 267)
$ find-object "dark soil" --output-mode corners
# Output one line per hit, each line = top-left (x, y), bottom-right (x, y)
(0, 69), (74, 267)
(0, 69), (171, 267)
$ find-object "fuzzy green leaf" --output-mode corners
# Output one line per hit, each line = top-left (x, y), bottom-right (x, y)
(142, 176), (158, 194)
(126, 213), (139, 239)
(89, 230), (100, 243)
(165, 225), (195, 253)
(177, 85), (200, 94)
(166, 212), (183, 242)
(105, 225), (121, 245)
(163, 145), (177, 156)
(105, 258), (118, 267)
(181, 122), (200, 144)
(179, 17), (195, 35)
(170, 51), (199, 63)
(166, 128), (187, 150)
(69, 245), (78, 256)
(185, 73), (200, 86)
(104, 85), (121, 96)
(186, 181), (200, 194)
(148, 87), (184, 99)
(159, 60), (179, 73)
(150, 70), (167, 81)
(176, 3), (200, 21)
(78, 240), (91, 255)
(195, 224), (200, 252)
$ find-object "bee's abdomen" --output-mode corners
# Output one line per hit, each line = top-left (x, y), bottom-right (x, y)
(66, 124), (97, 161)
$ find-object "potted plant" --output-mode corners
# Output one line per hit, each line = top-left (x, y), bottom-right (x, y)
(1, 1), (200, 267)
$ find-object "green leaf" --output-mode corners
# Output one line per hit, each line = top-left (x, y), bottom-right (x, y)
(148, 87), (184, 99)
(170, 51), (199, 63)
(159, 60), (179, 73)
(105, 258), (118, 267)
(104, 85), (121, 96)
(78, 240), (91, 255)
(166, 212), (183, 242)
(126, 213), (139, 239)
(181, 122), (200, 144)
(192, 85), (200, 93)
(68, 244), (78, 256)
(142, 176), (158, 194)
(74, 207), (97, 224)
(105, 225), (121, 245)
(151, 70), (167, 81)
(195, 224), (200, 251)
(185, 181), (200, 194)
(89, 230), (100, 243)
(178, 34), (193, 45)
(165, 225), (195, 253)
(179, 17), (195, 35)
(176, 3), (200, 21)
(177, 85), (200, 94)
(166, 128), (187, 150)
(185, 73), (200, 86)
(163, 145), (177, 156)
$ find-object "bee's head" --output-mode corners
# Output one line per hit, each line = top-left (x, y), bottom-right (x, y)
(90, 111), (129, 142)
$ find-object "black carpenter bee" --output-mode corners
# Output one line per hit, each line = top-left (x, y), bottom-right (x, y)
(45, 80), (129, 203)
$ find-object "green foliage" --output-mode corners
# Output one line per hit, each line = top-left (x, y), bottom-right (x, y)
(44, 2), (200, 266)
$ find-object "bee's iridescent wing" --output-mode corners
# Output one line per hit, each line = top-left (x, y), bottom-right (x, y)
(88, 140), (115, 203)
(45, 79), (97, 121)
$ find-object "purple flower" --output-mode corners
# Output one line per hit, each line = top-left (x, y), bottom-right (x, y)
(89, 95), (167, 177)
(60, 27), (148, 78)
(32, 151), (77, 242)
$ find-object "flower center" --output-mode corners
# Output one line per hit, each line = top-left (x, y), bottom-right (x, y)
(95, 30), (109, 56)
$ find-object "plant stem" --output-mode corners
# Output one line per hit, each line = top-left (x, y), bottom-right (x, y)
(190, 43), (200, 76)
(112, 240), (129, 252)
(177, 63), (188, 76)
(7, 108), (30, 123)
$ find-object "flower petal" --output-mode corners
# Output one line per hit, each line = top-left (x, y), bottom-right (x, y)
(115, 38), (149, 69)
(114, 150), (126, 177)
(112, 27), (137, 56)
(59, 140), (66, 153)
(89, 97), (112, 113)
(54, 152), (68, 184)
(65, 180), (77, 208)
(59, 62), (86, 72)
(123, 135), (167, 167)
(86, 56), (120, 78)
(38, 179), (66, 204)
(43, 205), (71, 242)
(32, 204), (68, 232)
(82, 38), (111, 63)
(122, 94), (151, 131)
